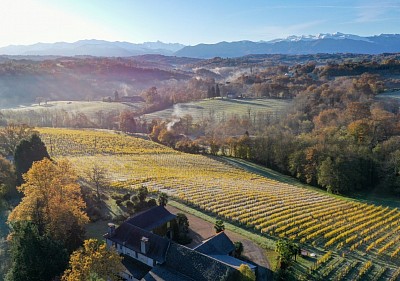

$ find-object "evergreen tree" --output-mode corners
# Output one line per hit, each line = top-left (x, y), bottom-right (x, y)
(6, 221), (68, 281)
(207, 86), (212, 99)
(14, 134), (50, 184)
(211, 86), (216, 98)
(216, 84), (220, 97)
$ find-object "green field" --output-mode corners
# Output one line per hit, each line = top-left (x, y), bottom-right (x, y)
(143, 98), (291, 122)
(1, 100), (144, 118)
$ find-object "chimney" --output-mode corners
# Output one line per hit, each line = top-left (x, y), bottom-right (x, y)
(141, 237), (149, 254)
(108, 223), (116, 236)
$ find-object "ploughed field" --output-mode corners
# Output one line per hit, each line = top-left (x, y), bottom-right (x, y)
(39, 128), (400, 280)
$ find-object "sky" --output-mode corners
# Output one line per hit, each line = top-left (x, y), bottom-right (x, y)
(0, 0), (399, 47)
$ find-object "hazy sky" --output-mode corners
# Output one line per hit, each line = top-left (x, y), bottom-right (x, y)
(0, 0), (399, 46)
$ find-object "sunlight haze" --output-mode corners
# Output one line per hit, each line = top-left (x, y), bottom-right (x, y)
(0, 0), (399, 47)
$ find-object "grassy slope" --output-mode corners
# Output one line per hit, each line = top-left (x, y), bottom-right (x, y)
(219, 157), (400, 208)
(143, 98), (291, 122)
(1, 100), (144, 118)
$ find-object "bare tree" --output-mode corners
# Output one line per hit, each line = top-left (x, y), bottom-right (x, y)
(86, 164), (108, 199)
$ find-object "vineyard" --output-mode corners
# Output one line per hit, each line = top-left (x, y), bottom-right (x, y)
(38, 128), (400, 280)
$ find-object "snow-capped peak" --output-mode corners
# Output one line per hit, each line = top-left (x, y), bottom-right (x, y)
(270, 32), (373, 43)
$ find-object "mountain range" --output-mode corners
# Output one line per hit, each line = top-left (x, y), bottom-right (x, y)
(1, 33), (400, 58)
(0, 40), (185, 57)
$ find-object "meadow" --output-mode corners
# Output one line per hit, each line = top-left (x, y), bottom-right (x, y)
(1, 100), (144, 118)
(142, 98), (291, 122)
(38, 128), (400, 281)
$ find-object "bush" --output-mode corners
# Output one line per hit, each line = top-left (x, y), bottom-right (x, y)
(147, 199), (157, 207)
(122, 193), (131, 201)
(87, 206), (102, 222)
(126, 201), (134, 209)
(112, 214), (127, 224)
(115, 199), (122, 206)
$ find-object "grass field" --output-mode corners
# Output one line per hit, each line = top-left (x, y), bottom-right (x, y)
(1, 100), (144, 118)
(38, 128), (400, 280)
(143, 98), (291, 122)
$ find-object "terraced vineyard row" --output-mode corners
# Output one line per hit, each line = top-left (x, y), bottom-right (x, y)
(39, 128), (400, 280)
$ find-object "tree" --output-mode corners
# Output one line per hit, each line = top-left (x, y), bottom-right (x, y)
(62, 239), (123, 281)
(119, 110), (137, 133)
(14, 133), (50, 184)
(237, 264), (256, 281)
(317, 157), (338, 193)
(176, 213), (189, 234)
(275, 239), (298, 270)
(137, 186), (148, 203)
(0, 124), (36, 156)
(158, 192), (168, 206)
(214, 219), (225, 233)
(8, 158), (89, 252)
(86, 164), (108, 200)
(216, 84), (221, 97)
(234, 241), (244, 258)
(0, 156), (16, 198)
(5, 221), (68, 281)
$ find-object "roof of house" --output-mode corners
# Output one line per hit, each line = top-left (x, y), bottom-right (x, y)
(141, 265), (194, 281)
(164, 243), (237, 281)
(122, 256), (152, 280)
(106, 222), (170, 264)
(207, 255), (257, 270)
(126, 206), (176, 231)
(194, 231), (235, 256)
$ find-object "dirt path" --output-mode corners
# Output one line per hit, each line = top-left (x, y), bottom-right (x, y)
(166, 205), (271, 271)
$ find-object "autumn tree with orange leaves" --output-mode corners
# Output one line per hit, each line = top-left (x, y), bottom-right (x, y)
(8, 158), (89, 252)
(62, 239), (123, 281)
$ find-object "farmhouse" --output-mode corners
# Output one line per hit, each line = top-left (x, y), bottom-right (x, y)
(104, 206), (257, 281)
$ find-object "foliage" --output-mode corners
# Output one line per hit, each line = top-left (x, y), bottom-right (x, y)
(176, 213), (189, 233)
(234, 241), (244, 258)
(275, 239), (298, 269)
(0, 156), (16, 198)
(215, 219), (225, 233)
(62, 239), (123, 281)
(0, 124), (36, 156)
(14, 133), (50, 184)
(237, 264), (256, 281)
(8, 158), (89, 252)
(5, 221), (68, 281)
(174, 212), (191, 243)
(158, 192), (168, 206)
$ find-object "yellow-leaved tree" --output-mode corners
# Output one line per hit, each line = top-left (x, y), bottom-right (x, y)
(8, 158), (89, 252)
(62, 239), (123, 281)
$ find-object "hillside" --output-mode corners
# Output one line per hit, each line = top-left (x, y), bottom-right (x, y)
(37, 128), (400, 281)
(143, 98), (291, 123)
(0, 57), (191, 108)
